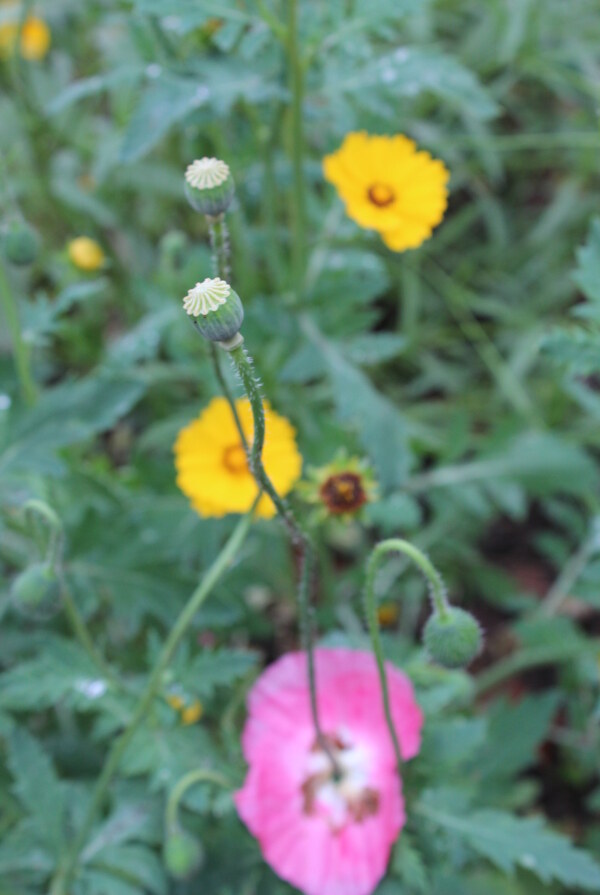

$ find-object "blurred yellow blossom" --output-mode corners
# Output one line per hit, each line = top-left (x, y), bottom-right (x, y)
(68, 237), (105, 272)
(0, 14), (50, 61)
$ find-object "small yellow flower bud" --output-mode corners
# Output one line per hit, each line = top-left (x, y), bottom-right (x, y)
(68, 237), (105, 272)
(0, 16), (51, 61)
(180, 700), (203, 726)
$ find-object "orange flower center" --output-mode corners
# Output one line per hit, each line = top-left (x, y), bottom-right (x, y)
(222, 444), (248, 474)
(319, 472), (367, 515)
(367, 183), (395, 207)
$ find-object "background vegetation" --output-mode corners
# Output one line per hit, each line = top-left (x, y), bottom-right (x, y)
(1, 1), (600, 893)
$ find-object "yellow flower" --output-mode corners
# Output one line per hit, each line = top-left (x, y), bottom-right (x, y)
(0, 16), (51, 61)
(67, 236), (105, 272)
(323, 132), (449, 252)
(180, 700), (203, 725)
(174, 397), (302, 519)
(166, 694), (185, 712)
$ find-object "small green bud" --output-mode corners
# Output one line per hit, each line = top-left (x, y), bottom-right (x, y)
(185, 157), (234, 216)
(183, 277), (244, 343)
(3, 220), (39, 266)
(11, 562), (59, 607)
(423, 606), (482, 669)
(163, 828), (204, 880)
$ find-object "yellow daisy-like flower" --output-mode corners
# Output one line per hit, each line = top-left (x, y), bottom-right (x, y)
(67, 236), (105, 272)
(323, 132), (449, 252)
(174, 397), (302, 519)
(0, 16), (51, 61)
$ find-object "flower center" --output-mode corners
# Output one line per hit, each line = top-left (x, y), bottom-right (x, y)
(222, 444), (248, 474)
(367, 183), (395, 207)
(301, 732), (379, 831)
(319, 472), (367, 515)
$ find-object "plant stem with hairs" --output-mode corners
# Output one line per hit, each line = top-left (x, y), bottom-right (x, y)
(364, 539), (450, 771)
(48, 504), (257, 895)
(226, 341), (340, 775)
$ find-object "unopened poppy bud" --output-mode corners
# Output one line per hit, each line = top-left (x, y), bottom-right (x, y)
(183, 277), (243, 343)
(163, 827), (204, 880)
(423, 606), (482, 669)
(2, 220), (39, 266)
(184, 157), (234, 216)
(11, 562), (59, 607)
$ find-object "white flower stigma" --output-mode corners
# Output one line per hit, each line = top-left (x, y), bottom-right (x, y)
(185, 157), (230, 190)
(183, 277), (231, 317)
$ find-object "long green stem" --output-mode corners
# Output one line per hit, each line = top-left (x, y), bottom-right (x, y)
(0, 258), (36, 405)
(364, 539), (450, 772)
(287, 0), (306, 294)
(165, 769), (231, 830)
(49, 506), (256, 895)
(208, 213), (231, 282)
(227, 343), (339, 774)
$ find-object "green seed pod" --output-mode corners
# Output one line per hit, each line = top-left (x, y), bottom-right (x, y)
(185, 157), (234, 216)
(3, 220), (39, 266)
(183, 277), (244, 343)
(423, 606), (482, 669)
(163, 828), (204, 880)
(12, 562), (59, 607)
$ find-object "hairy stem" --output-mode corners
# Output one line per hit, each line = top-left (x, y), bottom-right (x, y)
(49, 506), (256, 895)
(227, 343), (339, 774)
(287, 0), (306, 294)
(364, 539), (450, 771)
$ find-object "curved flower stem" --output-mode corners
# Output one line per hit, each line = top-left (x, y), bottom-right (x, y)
(287, 0), (306, 295)
(226, 342), (340, 775)
(0, 258), (36, 405)
(165, 768), (231, 831)
(48, 505), (257, 895)
(24, 500), (113, 681)
(364, 539), (450, 772)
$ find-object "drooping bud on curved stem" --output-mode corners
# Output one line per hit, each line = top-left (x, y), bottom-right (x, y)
(163, 768), (229, 879)
(364, 538), (483, 770)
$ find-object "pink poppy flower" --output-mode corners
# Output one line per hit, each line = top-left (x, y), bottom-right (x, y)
(235, 647), (423, 895)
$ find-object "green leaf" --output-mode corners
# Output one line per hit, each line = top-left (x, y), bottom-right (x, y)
(324, 47), (498, 121)
(0, 638), (108, 712)
(185, 648), (258, 699)
(418, 792), (600, 890)
(7, 729), (65, 858)
(0, 373), (145, 478)
(86, 845), (167, 895)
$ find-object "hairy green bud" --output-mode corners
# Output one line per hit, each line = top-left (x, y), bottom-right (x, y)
(183, 277), (244, 343)
(3, 220), (39, 266)
(184, 157), (234, 216)
(163, 828), (204, 880)
(423, 606), (482, 669)
(12, 562), (59, 607)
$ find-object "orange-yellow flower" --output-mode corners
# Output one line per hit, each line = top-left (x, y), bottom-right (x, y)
(323, 132), (449, 252)
(67, 237), (105, 272)
(0, 15), (51, 61)
(174, 397), (302, 519)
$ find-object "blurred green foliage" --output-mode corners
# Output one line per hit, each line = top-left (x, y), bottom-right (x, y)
(1, 0), (600, 893)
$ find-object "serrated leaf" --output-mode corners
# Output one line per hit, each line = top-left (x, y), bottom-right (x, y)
(185, 648), (258, 699)
(0, 373), (145, 477)
(325, 47), (498, 121)
(7, 729), (65, 858)
(418, 793), (600, 890)
(0, 638), (108, 712)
